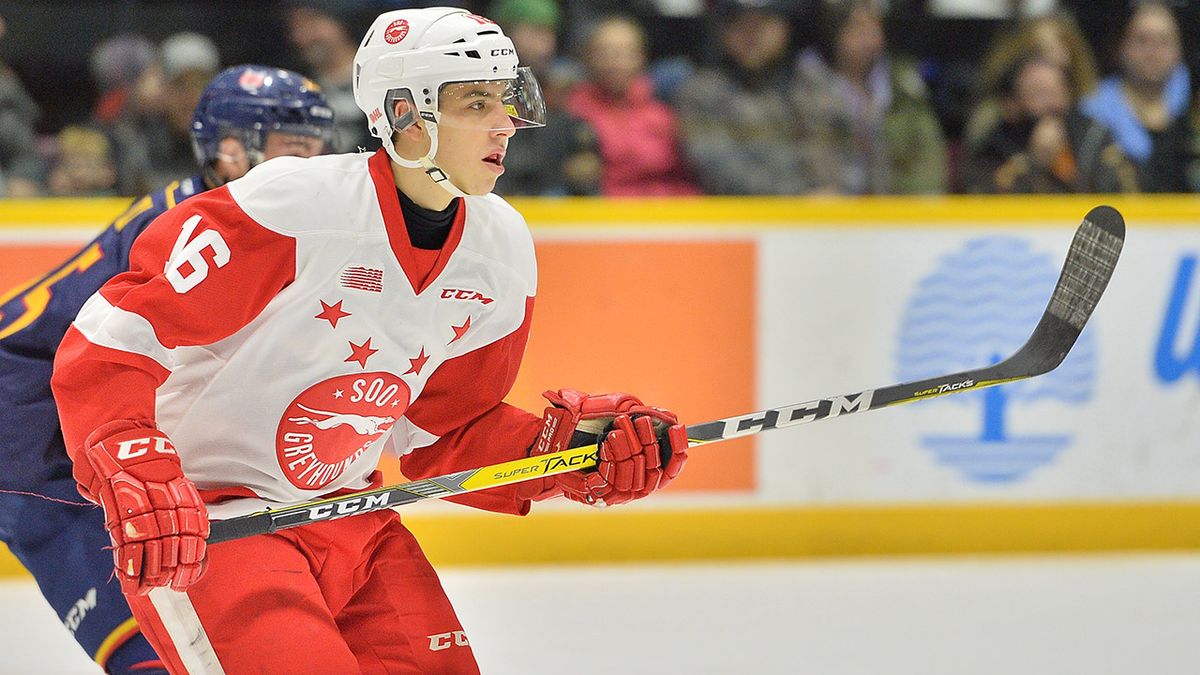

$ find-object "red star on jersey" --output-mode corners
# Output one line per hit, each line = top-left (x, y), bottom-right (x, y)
(345, 338), (378, 368)
(315, 300), (351, 328)
(449, 316), (471, 344)
(405, 347), (429, 376)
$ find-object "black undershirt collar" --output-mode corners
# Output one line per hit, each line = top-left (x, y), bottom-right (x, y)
(397, 188), (458, 250)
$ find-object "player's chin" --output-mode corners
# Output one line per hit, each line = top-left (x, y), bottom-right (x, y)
(462, 172), (501, 196)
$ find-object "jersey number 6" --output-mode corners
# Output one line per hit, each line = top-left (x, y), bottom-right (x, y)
(166, 214), (231, 293)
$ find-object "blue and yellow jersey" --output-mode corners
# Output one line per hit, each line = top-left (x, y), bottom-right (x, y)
(0, 176), (207, 486)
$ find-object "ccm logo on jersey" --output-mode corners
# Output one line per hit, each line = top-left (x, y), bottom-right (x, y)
(440, 288), (493, 304)
(115, 436), (178, 460)
(63, 588), (97, 635)
(427, 630), (470, 651)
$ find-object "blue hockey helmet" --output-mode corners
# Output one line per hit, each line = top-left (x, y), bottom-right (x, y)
(191, 64), (335, 171)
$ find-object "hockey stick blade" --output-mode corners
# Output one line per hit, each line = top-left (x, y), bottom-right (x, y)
(208, 206), (1123, 545)
(1003, 204), (1125, 376)
(686, 204), (1124, 444)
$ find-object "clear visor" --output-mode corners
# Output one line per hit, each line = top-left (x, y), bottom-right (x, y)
(435, 66), (547, 131)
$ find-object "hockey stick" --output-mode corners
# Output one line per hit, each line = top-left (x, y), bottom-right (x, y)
(208, 205), (1124, 545)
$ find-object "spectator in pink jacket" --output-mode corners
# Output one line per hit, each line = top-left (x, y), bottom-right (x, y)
(567, 15), (700, 196)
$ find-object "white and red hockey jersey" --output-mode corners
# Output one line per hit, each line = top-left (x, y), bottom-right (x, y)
(52, 149), (542, 519)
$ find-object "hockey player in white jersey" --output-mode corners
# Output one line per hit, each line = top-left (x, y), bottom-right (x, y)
(51, 7), (688, 673)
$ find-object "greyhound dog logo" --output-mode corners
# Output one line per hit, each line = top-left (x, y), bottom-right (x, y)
(276, 372), (410, 490)
(288, 404), (395, 435)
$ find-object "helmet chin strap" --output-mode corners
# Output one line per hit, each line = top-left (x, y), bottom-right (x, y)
(384, 120), (468, 199)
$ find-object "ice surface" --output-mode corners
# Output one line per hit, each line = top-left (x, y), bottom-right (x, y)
(2, 554), (1198, 674)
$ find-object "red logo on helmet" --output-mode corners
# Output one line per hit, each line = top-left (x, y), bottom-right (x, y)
(276, 372), (410, 490)
(384, 19), (410, 44)
(238, 69), (267, 90)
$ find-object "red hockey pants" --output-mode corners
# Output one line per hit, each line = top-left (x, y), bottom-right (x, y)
(125, 509), (479, 674)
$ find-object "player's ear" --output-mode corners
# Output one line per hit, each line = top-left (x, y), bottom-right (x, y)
(392, 98), (425, 141)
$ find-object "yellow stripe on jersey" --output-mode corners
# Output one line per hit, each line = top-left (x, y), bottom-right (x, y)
(0, 191), (154, 333)
(93, 616), (141, 667)
(163, 181), (181, 210)
(0, 276), (34, 309)
(0, 243), (104, 339)
(112, 195), (153, 232)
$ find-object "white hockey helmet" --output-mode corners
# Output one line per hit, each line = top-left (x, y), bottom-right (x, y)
(353, 7), (546, 195)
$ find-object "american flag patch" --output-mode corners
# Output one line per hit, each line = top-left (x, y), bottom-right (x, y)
(340, 266), (384, 292)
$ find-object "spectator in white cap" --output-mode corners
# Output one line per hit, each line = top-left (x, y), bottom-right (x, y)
(159, 32), (221, 180)
(106, 31), (221, 193)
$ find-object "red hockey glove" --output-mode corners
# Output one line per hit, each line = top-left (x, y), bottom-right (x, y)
(81, 426), (209, 595)
(523, 389), (688, 507)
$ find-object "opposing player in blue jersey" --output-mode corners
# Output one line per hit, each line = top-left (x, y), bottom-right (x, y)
(0, 64), (333, 674)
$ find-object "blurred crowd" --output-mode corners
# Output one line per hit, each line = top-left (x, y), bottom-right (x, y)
(1, 0), (1199, 198)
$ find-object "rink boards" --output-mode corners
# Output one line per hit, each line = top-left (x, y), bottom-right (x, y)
(1, 195), (1198, 571)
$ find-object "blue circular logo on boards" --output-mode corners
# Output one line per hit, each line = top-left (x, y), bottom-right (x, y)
(896, 237), (1096, 483)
